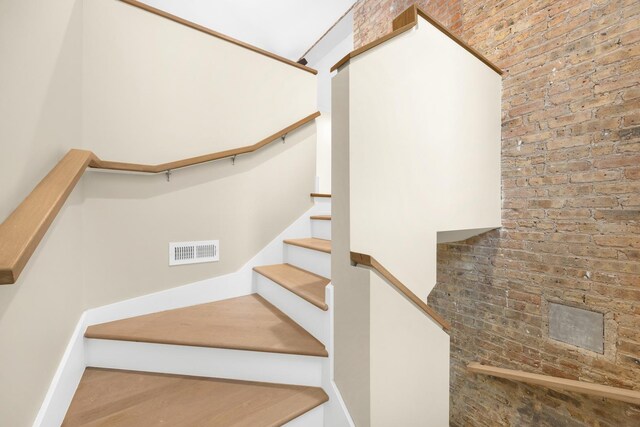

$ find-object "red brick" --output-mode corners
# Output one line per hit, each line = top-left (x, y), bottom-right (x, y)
(594, 235), (640, 248)
(625, 167), (640, 179)
(594, 154), (640, 169)
(570, 170), (621, 183)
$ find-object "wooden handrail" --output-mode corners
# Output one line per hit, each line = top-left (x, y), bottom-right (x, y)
(350, 251), (451, 333)
(332, 4), (503, 75)
(0, 112), (320, 285)
(468, 363), (640, 406)
(90, 112), (320, 173)
(119, 0), (317, 75)
(0, 150), (94, 285)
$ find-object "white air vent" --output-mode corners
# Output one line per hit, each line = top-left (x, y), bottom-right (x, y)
(169, 240), (219, 266)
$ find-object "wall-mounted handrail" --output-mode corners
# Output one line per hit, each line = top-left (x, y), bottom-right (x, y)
(0, 150), (95, 285)
(119, 0), (317, 75)
(331, 4), (503, 74)
(350, 251), (451, 333)
(0, 112), (320, 285)
(90, 112), (320, 173)
(468, 363), (640, 406)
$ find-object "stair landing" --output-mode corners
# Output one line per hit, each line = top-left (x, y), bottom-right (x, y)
(85, 294), (328, 357)
(62, 368), (328, 426)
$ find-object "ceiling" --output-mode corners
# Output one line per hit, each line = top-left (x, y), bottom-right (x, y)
(140, 0), (356, 60)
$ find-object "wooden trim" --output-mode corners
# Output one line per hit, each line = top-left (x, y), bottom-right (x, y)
(118, 0), (317, 75)
(331, 23), (416, 72)
(90, 112), (320, 173)
(468, 363), (640, 406)
(391, 4), (419, 30)
(0, 113), (320, 285)
(350, 251), (451, 333)
(299, 2), (358, 61)
(0, 150), (94, 285)
(310, 215), (331, 221)
(332, 4), (503, 75)
(414, 7), (503, 75)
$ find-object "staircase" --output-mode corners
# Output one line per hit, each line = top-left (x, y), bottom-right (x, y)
(62, 196), (337, 426)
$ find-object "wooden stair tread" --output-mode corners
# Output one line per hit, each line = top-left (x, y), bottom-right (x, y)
(85, 294), (328, 357)
(254, 264), (329, 310)
(310, 215), (331, 221)
(310, 193), (331, 198)
(63, 368), (328, 427)
(283, 238), (331, 254)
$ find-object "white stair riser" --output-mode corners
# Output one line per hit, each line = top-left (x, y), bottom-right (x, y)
(314, 198), (332, 209)
(85, 339), (324, 387)
(255, 274), (329, 345)
(284, 404), (324, 426)
(284, 245), (331, 278)
(311, 220), (331, 240)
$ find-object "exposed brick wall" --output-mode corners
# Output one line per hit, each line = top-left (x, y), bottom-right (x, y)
(354, 0), (640, 425)
(353, 0), (462, 47)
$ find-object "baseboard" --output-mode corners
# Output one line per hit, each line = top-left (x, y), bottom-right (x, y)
(324, 379), (356, 427)
(322, 285), (356, 427)
(32, 313), (87, 427)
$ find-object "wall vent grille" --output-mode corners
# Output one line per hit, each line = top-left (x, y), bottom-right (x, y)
(169, 240), (219, 266)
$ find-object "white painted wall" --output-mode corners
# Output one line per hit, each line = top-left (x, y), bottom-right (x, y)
(80, 0), (317, 308)
(305, 11), (354, 193)
(140, 0), (356, 61)
(305, 11), (354, 114)
(332, 15), (502, 426)
(84, 0), (316, 164)
(370, 273), (450, 426)
(346, 18), (502, 300)
(0, 1), (84, 426)
(141, 0), (355, 196)
(315, 116), (333, 194)
(0, 1), (318, 425)
(332, 66), (372, 426)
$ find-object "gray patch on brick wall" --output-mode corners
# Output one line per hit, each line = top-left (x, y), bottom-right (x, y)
(548, 303), (604, 353)
(619, 126), (640, 140)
